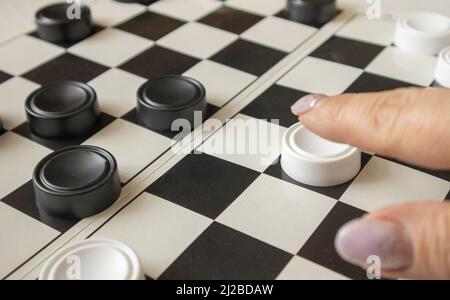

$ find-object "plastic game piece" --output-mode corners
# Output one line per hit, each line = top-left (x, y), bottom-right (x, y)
(25, 81), (100, 139)
(284, 0), (337, 25)
(33, 145), (121, 219)
(281, 123), (361, 187)
(36, 2), (93, 43)
(137, 75), (207, 131)
(39, 238), (144, 280)
(394, 12), (450, 56)
(435, 46), (450, 88)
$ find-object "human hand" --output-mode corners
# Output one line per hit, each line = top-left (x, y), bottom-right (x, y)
(290, 87), (450, 279)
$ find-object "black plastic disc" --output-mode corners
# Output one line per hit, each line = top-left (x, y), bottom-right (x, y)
(36, 3), (92, 43)
(137, 75), (207, 131)
(25, 81), (100, 139)
(33, 145), (121, 219)
(285, 0), (337, 25)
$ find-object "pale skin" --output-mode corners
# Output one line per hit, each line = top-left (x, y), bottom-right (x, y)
(291, 87), (450, 279)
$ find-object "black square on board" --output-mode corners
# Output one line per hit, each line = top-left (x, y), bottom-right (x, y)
(146, 153), (260, 219)
(1, 181), (78, 233)
(264, 152), (373, 200)
(241, 84), (307, 128)
(116, 11), (185, 41)
(298, 201), (368, 280)
(22, 53), (108, 85)
(119, 46), (200, 80)
(0, 70), (11, 85)
(159, 222), (292, 280)
(346, 72), (417, 93)
(199, 6), (263, 34)
(211, 39), (286, 76)
(310, 36), (384, 69)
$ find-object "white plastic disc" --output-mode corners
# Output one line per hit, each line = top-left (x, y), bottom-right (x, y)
(280, 123), (361, 187)
(39, 238), (144, 280)
(394, 12), (450, 56)
(435, 46), (450, 88)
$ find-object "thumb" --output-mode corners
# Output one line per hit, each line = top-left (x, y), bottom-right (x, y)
(335, 202), (450, 279)
(290, 88), (450, 169)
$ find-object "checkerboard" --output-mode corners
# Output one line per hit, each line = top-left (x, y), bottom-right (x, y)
(1, 0), (449, 280)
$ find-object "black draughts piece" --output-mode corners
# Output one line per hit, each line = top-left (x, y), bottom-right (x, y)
(12, 113), (115, 151)
(1, 181), (78, 233)
(119, 46), (199, 80)
(146, 153), (260, 219)
(0, 70), (11, 85)
(310, 36), (384, 69)
(346, 72), (418, 93)
(241, 84), (306, 128)
(198, 6), (263, 34)
(264, 153), (372, 200)
(159, 222), (292, 280)
(22, 53), (108, 85)
(211, 39), (286, 76)
(29, 25), (105, 49)
(298, 202), (368, 280)
(116, 11), (185, 40)
(122, 104), (220, 140)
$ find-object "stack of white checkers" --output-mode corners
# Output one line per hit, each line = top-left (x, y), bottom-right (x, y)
(39, 239), (144, 280)
(394, 12), (450, 88)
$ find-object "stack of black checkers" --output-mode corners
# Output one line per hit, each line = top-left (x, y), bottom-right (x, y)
(284, 0), (337, 25)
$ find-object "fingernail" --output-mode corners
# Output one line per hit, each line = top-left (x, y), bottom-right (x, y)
(290, 94), (328, 115)
(335, 218), (413, 270)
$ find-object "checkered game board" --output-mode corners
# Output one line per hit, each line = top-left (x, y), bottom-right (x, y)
(0, 0), (449, 280)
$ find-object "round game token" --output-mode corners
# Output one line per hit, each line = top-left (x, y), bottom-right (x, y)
(394, 12), (450, 55)
(39, 238), (144, 280)
(25, 81), (100, 139)
(33, 145), (121, 219)
(36, 2), (93, 43)
(284, 0), (337, 25)
(137, 75), (207, 131)
(281, 123), (361, 187)
(435, 46), (450, 88)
